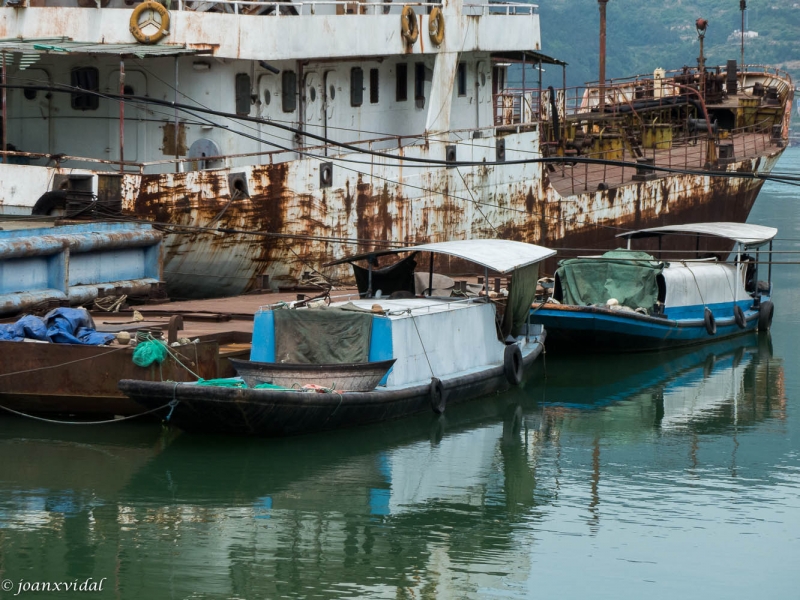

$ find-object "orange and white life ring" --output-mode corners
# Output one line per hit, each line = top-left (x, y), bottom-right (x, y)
(130, 1), (170, 45)
(428, 6), (445, 46)
(400, 5), (419, 44)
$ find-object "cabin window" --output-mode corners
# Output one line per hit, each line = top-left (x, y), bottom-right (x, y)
(414, 62), (425, 109)
(264, 90), (271, 105)
(71, 67), (99, 111)
(370, 68), (379, 104)
(396, 63), (408, 102)
(457, 62), (467, 96)
(351, 67), (364, 107)
(235, 73), (251, 115)
(282, 71), (297, 112)
(23, 88), (37, 101)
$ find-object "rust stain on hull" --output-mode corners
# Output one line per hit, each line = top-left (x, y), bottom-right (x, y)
(127, 149), (779, 298)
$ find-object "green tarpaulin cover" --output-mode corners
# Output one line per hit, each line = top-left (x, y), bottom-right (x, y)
(555, 250), (664, 312)
(274, 308), (373, 364)
(501, 262), (541, 337)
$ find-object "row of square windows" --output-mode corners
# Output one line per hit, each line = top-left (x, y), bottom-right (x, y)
(41, 64), (471, 113)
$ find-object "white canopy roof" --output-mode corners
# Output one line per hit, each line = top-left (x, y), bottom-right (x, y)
(617, 222), (777, 247)
(326, 239), (555, 274)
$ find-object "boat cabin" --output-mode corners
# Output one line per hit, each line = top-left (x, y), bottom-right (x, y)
(251, 239), (555, 388)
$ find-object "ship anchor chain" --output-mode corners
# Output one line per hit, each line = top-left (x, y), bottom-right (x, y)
(130, 0), (171, 44)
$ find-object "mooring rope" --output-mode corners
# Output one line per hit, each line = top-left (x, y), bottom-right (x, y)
(0, 401), (174, 425)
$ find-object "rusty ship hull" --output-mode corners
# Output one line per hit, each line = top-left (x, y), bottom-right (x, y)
(0, 1), (792, 298)
(125, 143), (780, 297)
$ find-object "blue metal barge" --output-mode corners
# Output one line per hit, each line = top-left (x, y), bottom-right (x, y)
(0, 221), (162, 316)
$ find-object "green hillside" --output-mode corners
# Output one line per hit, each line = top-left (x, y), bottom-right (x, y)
(534, 0), (800, 89)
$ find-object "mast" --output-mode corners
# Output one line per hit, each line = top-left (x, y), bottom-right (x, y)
(598, 0), (608, 113)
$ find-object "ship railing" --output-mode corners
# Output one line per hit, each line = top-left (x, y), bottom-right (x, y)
(546, 116), (776, 196)
(0, 0), (537, 15)
(0, 123), (500, 173)
(0, 110), (776, 175)
(492, 91), (538, 126)
(588, 65), (792, 88)
(130, 0), (537, 16)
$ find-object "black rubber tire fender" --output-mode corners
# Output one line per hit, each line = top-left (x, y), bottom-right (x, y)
(704, 307), (717, 336)
(503, 344), (524, 386)
(430, 377), (446, 414)
(31, 190), (68, 216)
(758, 301), (774, 332)
(733, 305), (746, 329)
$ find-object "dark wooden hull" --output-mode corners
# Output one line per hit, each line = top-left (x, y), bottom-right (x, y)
(0, 340), (226, 416)
(118, 343), (544, 437)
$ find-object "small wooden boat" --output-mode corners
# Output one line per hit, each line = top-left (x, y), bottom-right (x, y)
(228, 358), (397, 391)
(119, 239), (555, 437)
(530, 223), (776, 352)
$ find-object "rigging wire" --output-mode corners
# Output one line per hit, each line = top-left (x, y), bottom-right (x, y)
(2, 80), (798, 243)
(3, 81), (799, 183)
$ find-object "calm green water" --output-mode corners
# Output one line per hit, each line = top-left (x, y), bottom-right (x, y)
(2, 151), (800, 599)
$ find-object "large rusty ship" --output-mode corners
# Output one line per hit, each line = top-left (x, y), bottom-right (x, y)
(0, 0), (792, 297)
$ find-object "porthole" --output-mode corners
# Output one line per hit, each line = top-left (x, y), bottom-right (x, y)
(480, 73), (486, 87)
(309, 86), (316, 102)
(264, 90), (271, 105)
(329, 85), (335, 100)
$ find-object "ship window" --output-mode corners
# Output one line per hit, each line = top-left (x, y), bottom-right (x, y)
(414, 62), (425, 109)
(71, 67), (99, 111)
(396, 63), (407, 102)
(123, 85), (135, 97)
(235, 73), (251, 115)
(370, 68), (379, 104)
(282, 71), (297, 112)
(264, 89), (271, 105)
(351, 67), (364, 107)
(457, 62), (467, 96)
(23, 88), (37, 100)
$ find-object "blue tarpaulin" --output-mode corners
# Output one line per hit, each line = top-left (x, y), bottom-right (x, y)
(0, 308), (115, 345)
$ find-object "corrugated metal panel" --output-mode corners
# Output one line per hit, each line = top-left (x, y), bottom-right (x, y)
(0, 37), (209, 57)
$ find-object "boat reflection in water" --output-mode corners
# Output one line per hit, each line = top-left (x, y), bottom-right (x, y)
(532, 333), (785, 434)
(0, 333), (786, 599)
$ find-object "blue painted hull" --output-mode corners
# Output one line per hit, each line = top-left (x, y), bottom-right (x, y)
(530, 301), (763, 352)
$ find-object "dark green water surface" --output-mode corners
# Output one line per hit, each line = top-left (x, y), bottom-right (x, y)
(1, 151), (799, 599)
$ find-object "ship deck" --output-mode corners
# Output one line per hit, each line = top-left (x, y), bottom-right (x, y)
(547, 130), (777, 196)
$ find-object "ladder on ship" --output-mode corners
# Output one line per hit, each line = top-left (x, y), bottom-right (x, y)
(622, 126), (644, 159)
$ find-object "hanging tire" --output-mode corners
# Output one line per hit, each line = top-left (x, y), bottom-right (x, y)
(430, 377), (446, 414)
(503, 344), (524, 386)
(733, 305), (746, 329)
(704, 307), (717, 335)
(758, 301), (774, 332)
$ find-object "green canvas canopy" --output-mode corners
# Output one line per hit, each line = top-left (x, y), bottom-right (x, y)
(555, 250), (665, 312)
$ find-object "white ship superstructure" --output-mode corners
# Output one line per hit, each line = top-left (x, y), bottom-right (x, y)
(0, 0), (792, 298)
